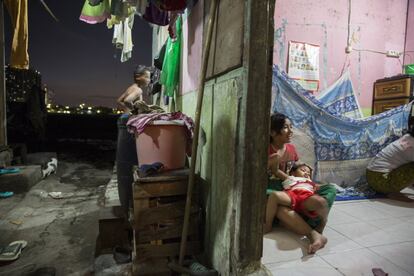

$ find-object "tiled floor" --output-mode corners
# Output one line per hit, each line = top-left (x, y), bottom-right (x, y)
(263, 187), (414, 276)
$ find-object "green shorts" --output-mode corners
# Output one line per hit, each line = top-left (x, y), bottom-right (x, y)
(267, 178), (336, 228)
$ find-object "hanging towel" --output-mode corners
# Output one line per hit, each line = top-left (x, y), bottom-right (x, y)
(4, 0), (29, 69)
(79, 0), (110, 24)
(160, 16), (182, 97)
(112, 13), (135, 62)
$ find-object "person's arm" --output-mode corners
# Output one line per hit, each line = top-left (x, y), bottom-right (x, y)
(117, 89), (131, 112)
(268, 153), (289, 180)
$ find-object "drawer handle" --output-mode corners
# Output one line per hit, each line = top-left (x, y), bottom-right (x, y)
(383, 86), (402, 94)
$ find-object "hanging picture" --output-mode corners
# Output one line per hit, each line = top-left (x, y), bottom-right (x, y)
(287, 41), (320, 92)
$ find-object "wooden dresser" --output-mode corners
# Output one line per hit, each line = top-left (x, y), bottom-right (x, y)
(372, 75), (414, 115)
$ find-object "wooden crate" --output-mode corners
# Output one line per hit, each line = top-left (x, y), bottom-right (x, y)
(132, 168), (202, 262)
(96, 206), (130, 256)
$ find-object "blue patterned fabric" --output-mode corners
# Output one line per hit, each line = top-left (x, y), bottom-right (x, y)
(317, 69), (362, 119)
(272, 66), (412, 186)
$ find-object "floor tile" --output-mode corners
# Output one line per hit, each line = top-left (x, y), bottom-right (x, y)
(365, 199), (414, 217)
(320, 248), (412, 276)
(326, 208), (359, 226)
(328, 221), (404, 247)
(262, 228), (309, 264)
(316, 227), (362, 256)
(265, 256), (343, 276)
(369, 241), (414, 274)
(333, 202), (395, 221)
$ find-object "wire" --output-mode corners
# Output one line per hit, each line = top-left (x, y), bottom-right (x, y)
(347, 0), (352, 46)
(352, 48), (388, 55)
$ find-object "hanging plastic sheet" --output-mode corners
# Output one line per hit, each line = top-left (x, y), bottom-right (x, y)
(316, 69), (363, 119)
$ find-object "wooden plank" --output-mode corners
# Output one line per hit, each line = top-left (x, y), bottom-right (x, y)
(136, 217), (199, 243)
(133, 180), (188, 198)
(136, 241), (201, 258)
(132, 257), (171, 276)
(134, 168), (189, 183)
(135, 202), (200, 228)
(133, 198), (149, 229)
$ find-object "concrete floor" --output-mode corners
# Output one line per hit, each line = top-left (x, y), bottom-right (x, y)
(0, 141), (116, 276)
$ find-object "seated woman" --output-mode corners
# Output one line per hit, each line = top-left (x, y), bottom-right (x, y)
(366, 117), (414, 200)
(264, 112), (336, 254)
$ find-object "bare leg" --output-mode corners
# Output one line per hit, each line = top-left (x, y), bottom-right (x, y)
(264, 192), (291, 234)
(277, 206), (327, 254)
(302, 195), (329, 234)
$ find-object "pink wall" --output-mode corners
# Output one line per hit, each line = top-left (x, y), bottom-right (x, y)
(274, 0), (408, 109)
(404, 0), (414, 65)
(181, 1), (204, 94)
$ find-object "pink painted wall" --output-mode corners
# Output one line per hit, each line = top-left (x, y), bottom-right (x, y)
(180, 1), (204, 94)
(274, 0), (409, 109)
(404, 1), (414, 65)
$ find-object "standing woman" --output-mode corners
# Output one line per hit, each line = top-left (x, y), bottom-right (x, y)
(116, 65), (151, 216)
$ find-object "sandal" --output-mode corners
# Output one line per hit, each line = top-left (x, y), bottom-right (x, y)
(0, 240), (28, 261)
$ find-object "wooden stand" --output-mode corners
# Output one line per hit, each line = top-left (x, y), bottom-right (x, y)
(131, 169), (202, 275)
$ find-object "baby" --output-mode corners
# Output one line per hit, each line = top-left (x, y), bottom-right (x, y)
(264, 162), (329, 253)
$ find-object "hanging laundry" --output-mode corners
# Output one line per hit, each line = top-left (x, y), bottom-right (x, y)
(186, 0), (200, 11)
(123, 0), (148, 16)
(111, 0), (127, 18)
(168, 12), (179, 40)
(88, 0), (103, 6)
(154, 42), (167, 70)
(143, 1), (169, 26)
(127, 111), (195, 139)
(112, 13), (135, 62)
(135, 0), (149, 16)
(107, 3), (135, 28)
(160, 16), (182, 97)
(152, 0), (186, 11)
(4, 0), (29, 69)
(79, 0), (110, 24)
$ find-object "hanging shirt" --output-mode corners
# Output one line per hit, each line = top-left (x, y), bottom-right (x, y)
(79, 0), (110, 24)
(112, 12), (135, 62)
(160, 16), (182, 97)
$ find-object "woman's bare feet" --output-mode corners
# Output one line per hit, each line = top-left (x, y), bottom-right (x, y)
(308, 230), (327, 254)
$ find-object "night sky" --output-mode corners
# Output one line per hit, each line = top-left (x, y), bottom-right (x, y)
(4, 0), (153, 108)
